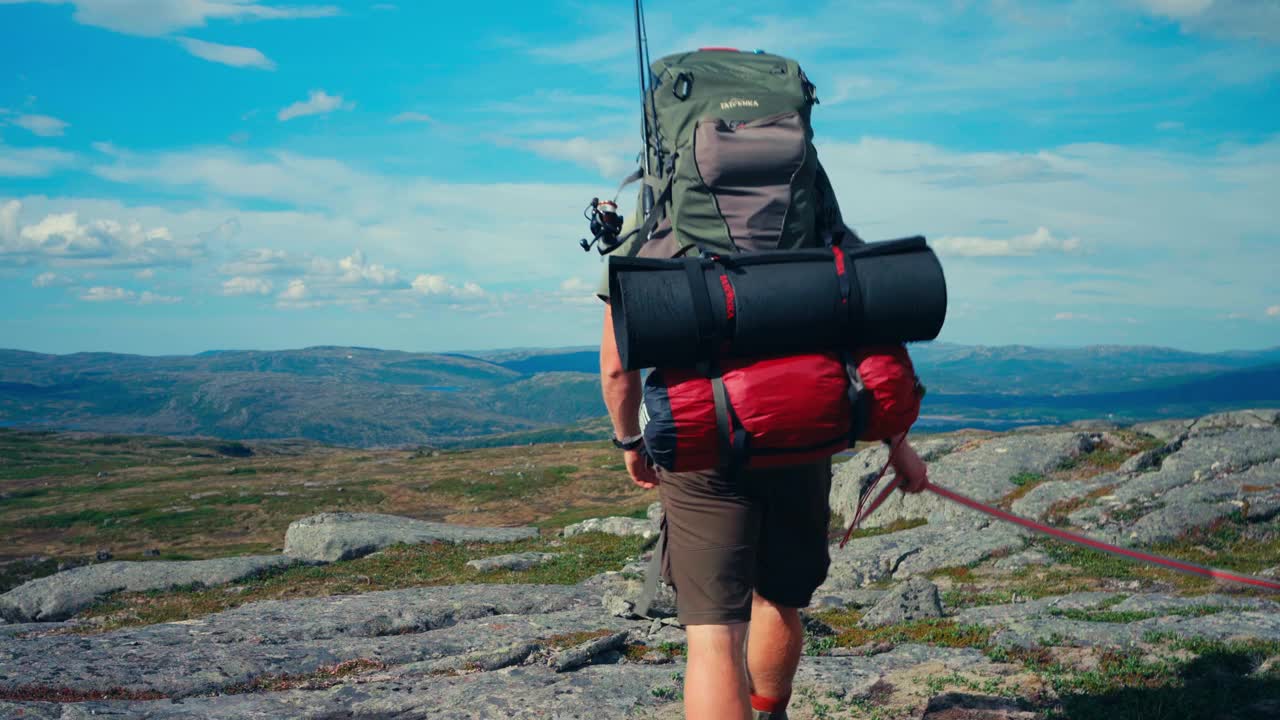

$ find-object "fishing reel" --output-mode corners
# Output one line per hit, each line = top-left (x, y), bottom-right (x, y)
(579, 198), (625, 255)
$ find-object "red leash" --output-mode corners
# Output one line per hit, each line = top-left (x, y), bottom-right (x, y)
(839, 445), (1280, 592)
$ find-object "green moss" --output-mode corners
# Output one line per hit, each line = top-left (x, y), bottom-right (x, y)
(1010, 472), (1045, 487)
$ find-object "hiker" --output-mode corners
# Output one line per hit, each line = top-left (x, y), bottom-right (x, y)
(592, 44), (936, 719)
(602, 319), (829, 719)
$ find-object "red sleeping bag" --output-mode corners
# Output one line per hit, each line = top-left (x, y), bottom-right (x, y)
(640, 345), (921, 472)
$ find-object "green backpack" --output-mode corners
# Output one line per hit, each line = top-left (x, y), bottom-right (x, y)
(611, 49), (856, 261)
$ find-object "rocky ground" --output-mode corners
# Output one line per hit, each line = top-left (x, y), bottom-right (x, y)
(1, 410), (1278, 718)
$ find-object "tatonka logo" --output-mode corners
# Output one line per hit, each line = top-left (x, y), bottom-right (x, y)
(720, 98), (760, 110)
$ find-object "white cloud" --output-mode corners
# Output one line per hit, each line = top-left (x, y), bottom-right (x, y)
(1268, 305), (1280, 317)
(278, 278), (308, 301)
(7, 113), (69, 137)
(0, 200), (204, 266)
(525, 136), (633, 178)
(390, 111), (432, 124)
(2, 0), (338, 37)
(221, 276), (272, 296)
(329, 249), (399, 286)
(76, 285), (180, 304)
(219, 247), (296, 276)
(277, 90), (353, 122)
(134, 268), (155, 279)
(32, 271), (72, 287)
(80, 286), (134, 302)
(138, 290), (181, 304)
(934, 227), (1083, 257)
(1138, 0), (1280, 42)
(411, 273), (485, 300)
(0, 143), (76, 177)
(1156, 120), (1185, 131)
(176, 37), (275, 70)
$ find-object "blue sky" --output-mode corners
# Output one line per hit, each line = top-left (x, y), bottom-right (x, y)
(1, 0), (1277, 356)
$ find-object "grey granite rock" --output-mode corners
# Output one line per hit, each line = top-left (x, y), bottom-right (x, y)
(0, 644), (992, 719)
(858, 577), (943, 627)
(820, 521), (1025, 591)
(831, 432), (1095, 529)
(1009, 473), (1117, 520)
(992, 549), (1053, 571)
(418, 641), (538, 674)
(1132, 418), (1194, 442)
(1189, 409), (1280, 435)
(284, 513), (539, 562)
(465, 552), (559, 573)
(0, 555), (302, 623)
(1109, 593), (1280, 615)
(990, 610), (1280, 648)
(562, 516), (659, 541)
(551, 630), (628, 672)
(1065, 428), (1280, 544)
(0, 584), (614, 698)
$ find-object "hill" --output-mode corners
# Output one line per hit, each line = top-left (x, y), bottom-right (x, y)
(2, 344), (1279, 446)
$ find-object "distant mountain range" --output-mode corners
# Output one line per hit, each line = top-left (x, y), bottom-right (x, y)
(2, 343), (1278, 446)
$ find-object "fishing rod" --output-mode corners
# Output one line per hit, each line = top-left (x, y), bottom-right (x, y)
(634, 0), (655, 217)
(579, 0), (658, 255)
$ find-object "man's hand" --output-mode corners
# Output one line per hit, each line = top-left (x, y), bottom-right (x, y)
(889, 434), (929, 494)
(625, 448), (660, 490)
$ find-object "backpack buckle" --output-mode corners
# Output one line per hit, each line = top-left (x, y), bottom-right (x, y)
(673, 73), (693, 101)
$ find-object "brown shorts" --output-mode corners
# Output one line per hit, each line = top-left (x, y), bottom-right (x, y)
(657, 461), (832, 625)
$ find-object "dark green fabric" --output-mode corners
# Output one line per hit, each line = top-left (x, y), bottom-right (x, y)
(598, 49), (851, 299)
(646, 50), (821, 256)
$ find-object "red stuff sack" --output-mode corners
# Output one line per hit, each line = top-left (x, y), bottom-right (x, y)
(639, 345), (922, 473)
(852, 344), (922, 442)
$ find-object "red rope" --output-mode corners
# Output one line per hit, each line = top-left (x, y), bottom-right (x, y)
(838, 449), (1280, 591)
(924, 482), (1280, 592)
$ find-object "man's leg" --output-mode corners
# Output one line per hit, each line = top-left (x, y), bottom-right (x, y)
(747, 591), (803, 708)
(684, 622), (752, 720)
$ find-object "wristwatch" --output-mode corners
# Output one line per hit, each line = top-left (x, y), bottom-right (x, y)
(611, 434), (645, 451)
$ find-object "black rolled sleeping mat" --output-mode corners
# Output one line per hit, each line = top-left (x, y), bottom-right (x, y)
(608, 237), (946, 370)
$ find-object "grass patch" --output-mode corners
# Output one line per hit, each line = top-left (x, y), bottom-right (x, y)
(984, 635), (1280, 720)
(1050, 642), (1279, 719)
(1011, 472), (1046, 487)
(536, 501), (652, 530)
(73, 532), (647, 633)
(1045, 485), (1117, 527)
(17, 506), (220, 531)
(429, 465), (579, 503)
(807, 608), (992, 653)
(542, 628), (614, 649)
(1058, 446), (1132, 474)
(1001, 472), (1049, 508)
(0, 556), (61, 593)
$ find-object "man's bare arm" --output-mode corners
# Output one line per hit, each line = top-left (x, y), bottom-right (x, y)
(600, 304), (658, 489)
